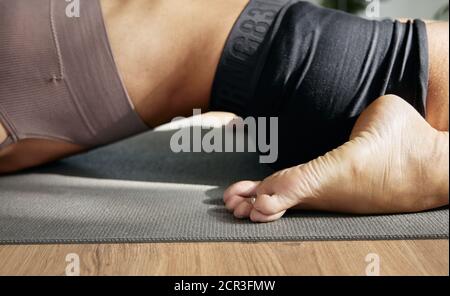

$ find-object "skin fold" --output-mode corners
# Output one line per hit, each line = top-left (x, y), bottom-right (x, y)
(0, 0), (448, 219)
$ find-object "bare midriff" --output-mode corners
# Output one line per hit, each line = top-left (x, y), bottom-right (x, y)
(100, 0), (250, 128)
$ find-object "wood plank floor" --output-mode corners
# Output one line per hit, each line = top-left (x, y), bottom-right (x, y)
(0, 240), (448, 276)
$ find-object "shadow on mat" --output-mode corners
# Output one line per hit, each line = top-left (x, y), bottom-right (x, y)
(203, 187), (450, 223)
(24, 130), (273, 187)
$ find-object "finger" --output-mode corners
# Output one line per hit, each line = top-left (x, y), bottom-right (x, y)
(223, 181), (260, 203)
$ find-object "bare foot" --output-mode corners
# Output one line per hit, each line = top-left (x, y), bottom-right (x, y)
(224, 95), (449, 222)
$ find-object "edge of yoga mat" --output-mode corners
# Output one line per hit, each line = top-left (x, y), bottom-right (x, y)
(0, 130), (448, 245)
(0, 175), (448, 245)
(0, 234), (448, 246)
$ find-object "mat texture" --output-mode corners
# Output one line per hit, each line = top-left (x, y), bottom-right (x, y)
(0, 129), (448, 244)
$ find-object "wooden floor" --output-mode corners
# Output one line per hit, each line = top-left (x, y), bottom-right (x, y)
(0, 240), (448, 276)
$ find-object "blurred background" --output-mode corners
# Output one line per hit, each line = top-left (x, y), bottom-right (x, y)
(311, 0), (449, 20)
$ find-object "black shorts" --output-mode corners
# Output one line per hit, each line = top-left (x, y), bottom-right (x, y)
(210, 0), (429, 168)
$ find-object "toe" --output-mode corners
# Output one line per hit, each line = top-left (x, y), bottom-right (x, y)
(225, 195), (247, 212)
(253, 194), (295, 216)
(250, 208), (286, 223)
(233, 201), (253, 219)
(223, 181), (259, 203)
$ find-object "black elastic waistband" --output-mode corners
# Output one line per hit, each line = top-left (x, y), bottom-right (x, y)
(209, 0), (294, 116)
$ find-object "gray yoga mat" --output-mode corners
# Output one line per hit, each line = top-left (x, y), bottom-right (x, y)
(0, 129), (448, 244)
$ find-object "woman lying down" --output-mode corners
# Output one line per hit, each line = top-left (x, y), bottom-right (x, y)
(0, 0), (448, 222)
